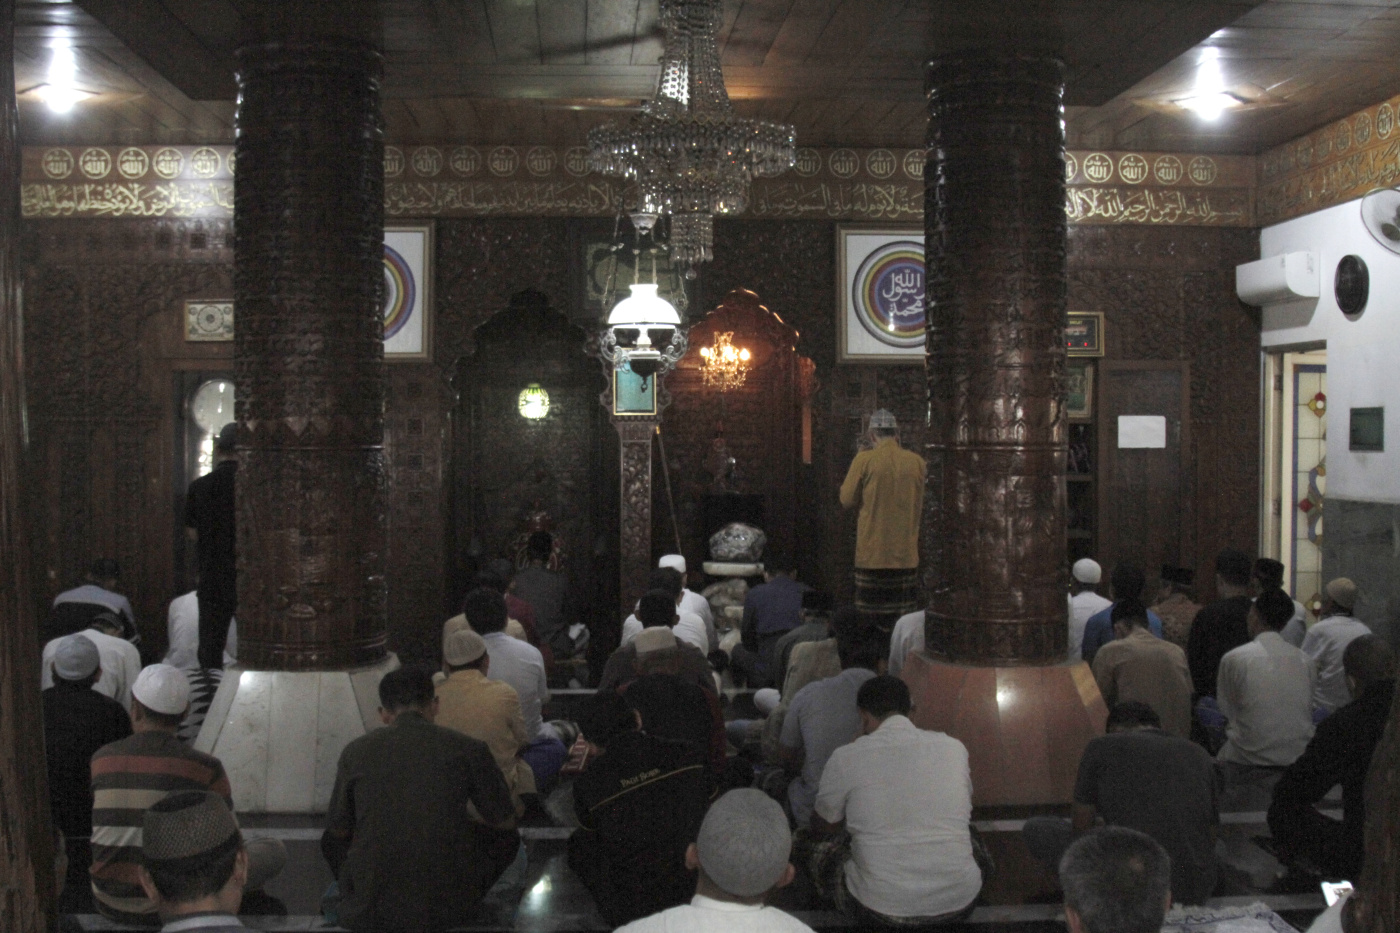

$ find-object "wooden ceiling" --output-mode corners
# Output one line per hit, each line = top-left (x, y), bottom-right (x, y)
(13, 0), (1400, 155)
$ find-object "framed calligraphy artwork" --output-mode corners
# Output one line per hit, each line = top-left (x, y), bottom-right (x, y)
(384, 223), (434, 361)
(837, 225), (925, 363)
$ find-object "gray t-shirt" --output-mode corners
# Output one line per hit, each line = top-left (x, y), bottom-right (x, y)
(1074, 729), (1220, 906)
(781, 667), (876, 827)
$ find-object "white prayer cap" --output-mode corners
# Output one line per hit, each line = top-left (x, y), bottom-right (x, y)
(658, 554), (686, 574)
(443, 629), (487, 666)
(1072, 558), (1103, 584)
(133, 664), (191, 715)
(696, 789), (792, 897)
(869, 409), (897, 429)
(53, 634), (100, 681)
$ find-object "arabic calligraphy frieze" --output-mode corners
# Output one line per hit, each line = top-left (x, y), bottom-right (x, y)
(1065, 185), (1252, 226)
(1258, 93), (1400, 225)
(22, 181), (235, 218)
(22, 144), (1252, 225)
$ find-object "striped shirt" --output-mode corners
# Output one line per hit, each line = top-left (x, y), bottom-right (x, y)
(90, 730), (232, 922)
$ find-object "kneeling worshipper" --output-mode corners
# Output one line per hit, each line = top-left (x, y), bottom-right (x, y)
(138, 792), (256, 933)
(616, 789), (816, 933)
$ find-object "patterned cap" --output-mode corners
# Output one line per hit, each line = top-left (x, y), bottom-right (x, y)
(53, 634), (100, 681)
(143, 791), (240, 863)
(1326, 577), (1357, 610)
(443, 629), (487, 666)
(696, 789), (792, 897)
(869, 409), (897, 429)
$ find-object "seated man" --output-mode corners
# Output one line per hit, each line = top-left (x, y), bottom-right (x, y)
(90, 664), (284, 924)
(1024, 702), (1219, 906)
(659, 554), (717, 649)
(617, 788), (816, 933)
(512, 531), (575, 658)
(163, 590), (237, 671)
(1150, 564), (1200, 650)
(1253, 558), (1308, 648)
(568, 689), (715, 926)
(322, 666), (518, 933)
(463, 586), (567, 788)
(887, 606), (924, 678)
(621, 569), (709, 652)
(138, 791), (254, 933)
(1059, 828), (1172, 933)
(598, 596), (717, 696)
(1215, 587), (1316, 769)
(41, 609), (141, 709)
(1187, 548), (1255, 701)
(773, 590), (835, 689)
(779, 623), (880, 827)
(731, 556), (811, 689)
(1092, 599), (1193, 738)
(43, 635), (131, 896)
(1302, 578), (1373, 715)
(1068, 558), (1112, 662)
(1080, 563), (1164, 666)
(435, 629), (536, 815)
(1269, 634), (1395, 880)
(796, 676), (982, 925)
(49, 557), (139, 643)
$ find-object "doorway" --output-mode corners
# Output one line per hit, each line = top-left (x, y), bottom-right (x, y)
(1263, 349), (1327, 613)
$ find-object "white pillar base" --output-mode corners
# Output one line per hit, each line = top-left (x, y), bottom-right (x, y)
(195, 654), (400, 813)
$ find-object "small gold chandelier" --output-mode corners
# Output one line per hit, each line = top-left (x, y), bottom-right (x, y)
(699, 332), (751, 392)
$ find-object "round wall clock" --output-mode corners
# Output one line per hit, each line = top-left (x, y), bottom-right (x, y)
(1335, 254), (1369, 315)
(190, 379), (235, 434)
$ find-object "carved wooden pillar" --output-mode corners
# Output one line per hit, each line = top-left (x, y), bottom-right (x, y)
(233, 39), (388, 670)
(1352, 686), (1400, 933)
(0, 0), (56, 925)
(923, 52), (1068, 665)
(615, 418), (658, 612)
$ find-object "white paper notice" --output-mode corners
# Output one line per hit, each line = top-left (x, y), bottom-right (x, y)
(1118, 415), (1167, 449)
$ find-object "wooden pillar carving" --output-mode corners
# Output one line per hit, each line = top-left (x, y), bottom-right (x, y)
(233, 38), (388, 670)
(0, 0), (56, 925)
(1351, 686), (1400, 933)
(923, 52), (1069, 665)
(615, 418), (658, 612)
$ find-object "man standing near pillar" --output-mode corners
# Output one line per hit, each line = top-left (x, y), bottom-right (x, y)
(840, 410), (925, 638)
(184, 423), (237, 670)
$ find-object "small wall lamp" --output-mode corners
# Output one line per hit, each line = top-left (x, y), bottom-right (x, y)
(518, 383), (550, 419)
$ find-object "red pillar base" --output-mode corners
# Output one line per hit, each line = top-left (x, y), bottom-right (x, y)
(901, 652), (1107, 807)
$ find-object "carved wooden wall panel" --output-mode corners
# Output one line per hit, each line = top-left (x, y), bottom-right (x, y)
(1067, 225), (1260, 602)
(0, 0), (55, 923)
(22, 219), (232, 646)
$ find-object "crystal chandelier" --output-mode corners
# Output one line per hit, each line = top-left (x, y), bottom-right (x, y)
(698, 332), (750, 392)
(587, 0), (796, 273)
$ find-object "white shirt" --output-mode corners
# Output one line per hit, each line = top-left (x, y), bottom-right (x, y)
(681, 588), (718, 648)
(53, 583), (134, 620)
(482, 631), (549, 742)
(1216, 631), (1316, 767)
(1068, 590), (1112, 661)
(621, 609), (710, 653)
(1301, 614), (1372, 713)
(815, 715), (981, 919)
(1278, 598), (1308, 648)
(41, 627), (141, 710)
(887, 610), (925, 678)
(615, 895), (816, 933)
(163, 591), (237, 670)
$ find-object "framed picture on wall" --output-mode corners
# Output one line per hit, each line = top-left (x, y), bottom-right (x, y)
(613, 363), (657, 416)
(1066, 312), (1104, 357)
(837, 225), (926, 363)
(1067, 360), (1094, 421)
(384, 223), (434, 361)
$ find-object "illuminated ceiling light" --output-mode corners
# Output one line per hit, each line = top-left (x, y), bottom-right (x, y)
(698, 331), (751, 392)
(587, 0), (795, 274)
(41, 43), (88, 113)
(600, 282), (687, 386)
(1174, 91), (1245, 121)
(517, 383), (551, 420)
(30, 84), (96, 113)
